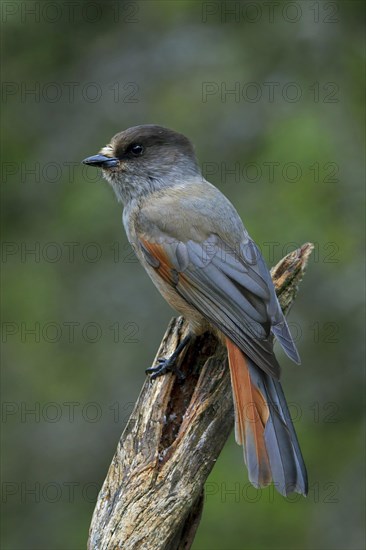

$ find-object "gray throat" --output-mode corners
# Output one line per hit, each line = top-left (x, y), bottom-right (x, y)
(103, 167), (202, 205)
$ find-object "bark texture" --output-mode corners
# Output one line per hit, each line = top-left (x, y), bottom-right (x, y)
(88, 243), (314, 550)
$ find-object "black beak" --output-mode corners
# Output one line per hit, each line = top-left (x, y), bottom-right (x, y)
(82, 154), (119, 168)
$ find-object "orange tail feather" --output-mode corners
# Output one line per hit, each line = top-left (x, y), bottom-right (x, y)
(226, 338), (272, 488)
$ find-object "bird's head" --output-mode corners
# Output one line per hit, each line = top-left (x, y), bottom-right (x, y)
(82, 124), (200, 203)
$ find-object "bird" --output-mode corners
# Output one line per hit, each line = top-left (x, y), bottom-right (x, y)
(82, 124), (308, 497)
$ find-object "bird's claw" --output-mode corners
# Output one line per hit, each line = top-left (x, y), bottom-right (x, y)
(145, 358), (185, 381)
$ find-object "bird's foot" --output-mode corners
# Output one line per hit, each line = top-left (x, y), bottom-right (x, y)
(145, 334), (192, 381)
(146, 357), (185, 381)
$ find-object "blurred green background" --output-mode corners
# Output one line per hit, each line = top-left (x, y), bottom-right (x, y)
(1, 1), (365, 549)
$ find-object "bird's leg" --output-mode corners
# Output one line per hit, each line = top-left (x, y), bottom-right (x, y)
(146, 334), (192, 381)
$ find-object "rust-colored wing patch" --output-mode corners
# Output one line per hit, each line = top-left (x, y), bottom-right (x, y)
(139, 238), (178, 286)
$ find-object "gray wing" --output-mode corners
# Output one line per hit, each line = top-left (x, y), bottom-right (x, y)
(139, 233), (300, 379)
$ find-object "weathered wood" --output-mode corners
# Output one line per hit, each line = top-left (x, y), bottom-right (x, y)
(88, 243), (314, 550)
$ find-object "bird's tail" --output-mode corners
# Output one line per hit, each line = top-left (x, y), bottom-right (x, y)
(226, 338), (308, 496)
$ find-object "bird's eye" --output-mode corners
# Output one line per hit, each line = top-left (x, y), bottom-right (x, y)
(129, 144), (144, 156)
